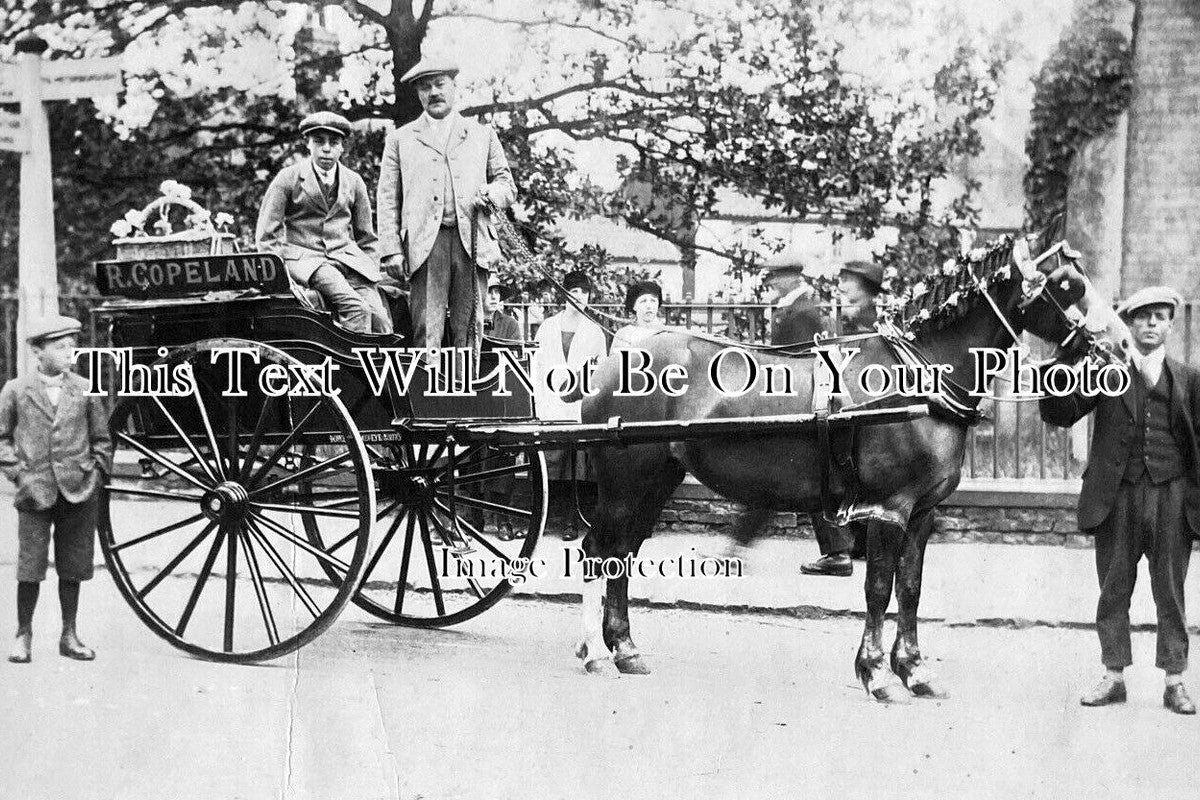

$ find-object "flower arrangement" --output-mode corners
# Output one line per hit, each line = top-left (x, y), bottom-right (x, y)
(109, 181), (237, 259)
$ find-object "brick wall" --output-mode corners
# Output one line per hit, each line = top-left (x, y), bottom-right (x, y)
(546, 486), (1091, 547)
(1120, 0), (1200, 297)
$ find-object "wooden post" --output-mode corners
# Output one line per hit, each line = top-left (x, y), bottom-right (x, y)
(15, 35), (56, 377)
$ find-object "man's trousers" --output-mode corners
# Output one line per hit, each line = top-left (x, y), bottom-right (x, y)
(409, 226), (486, 352)
(309, 261), (391, 334)
(1091, 475), (1193, 673)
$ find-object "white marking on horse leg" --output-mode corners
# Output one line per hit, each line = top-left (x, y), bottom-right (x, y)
(904, 662), (937, 688)
(578, 578), (610, 666)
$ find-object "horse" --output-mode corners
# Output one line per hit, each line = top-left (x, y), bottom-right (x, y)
(573, 233), (1130, 702)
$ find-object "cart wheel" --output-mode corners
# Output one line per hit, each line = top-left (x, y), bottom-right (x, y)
(98, 339), (375, 662)
(304, 439), (547, 627)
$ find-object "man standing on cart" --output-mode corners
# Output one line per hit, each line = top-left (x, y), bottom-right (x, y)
(376, 57), (517, 353)
(256, 111), (391, 333)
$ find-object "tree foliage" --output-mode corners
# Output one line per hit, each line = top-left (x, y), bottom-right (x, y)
(1, 0), (1007, 303)
(1023, 0), (1131, 231)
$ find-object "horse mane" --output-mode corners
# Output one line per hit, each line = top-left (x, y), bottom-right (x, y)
(896, 235), (1019, 335)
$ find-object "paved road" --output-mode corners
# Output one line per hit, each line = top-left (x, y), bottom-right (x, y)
(2, 576), (1197, 800)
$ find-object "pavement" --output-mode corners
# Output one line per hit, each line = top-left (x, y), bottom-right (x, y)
(3, 487), (1200, 799)
(2, 591), (1197, 800)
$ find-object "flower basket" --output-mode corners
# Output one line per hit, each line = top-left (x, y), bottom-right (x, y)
(111, 182), (238, 260)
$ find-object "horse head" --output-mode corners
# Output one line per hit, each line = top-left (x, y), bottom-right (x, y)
(1012, 234), (1132, 367)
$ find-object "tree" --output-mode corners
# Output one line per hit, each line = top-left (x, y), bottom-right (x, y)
(1024, 0), (1132, 231)
(1, 0), (1006, 302)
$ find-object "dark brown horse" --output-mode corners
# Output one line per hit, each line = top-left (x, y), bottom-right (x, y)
(575, 235), (1130, 702)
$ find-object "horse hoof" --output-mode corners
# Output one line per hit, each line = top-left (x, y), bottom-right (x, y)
(614, 655), (651, 675)
(909, 681), (950, 700)
(583, 657), (618, 676)
(870, 683), (913, 704)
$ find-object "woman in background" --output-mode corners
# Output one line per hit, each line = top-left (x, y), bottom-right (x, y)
(611, 280), (664, 352)
(531, 271), (607, 540)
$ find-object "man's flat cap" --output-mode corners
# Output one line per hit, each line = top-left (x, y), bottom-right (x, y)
(299, 111), (351, 138)
(840, 260), (884, 292)
(1117, 285), (1185, 319)
(399, 57), (460, 84)
(487, 275), (514, 301)
(761, 252), (808, 275)
(27, 314), (81, 345)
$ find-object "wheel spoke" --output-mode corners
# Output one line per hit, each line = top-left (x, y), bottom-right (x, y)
(116, 432), (213, 492)
(137, 521), (217, 599)
(247, 400), (324, 487)
(443, 461), (530, 488)
(225, 393), (240, 481)
(245, 519), (321, 618)
(151, 396), (220, 484)
(248, 510), (351, 572)
(191, 377), (227, 481)
(361, 509), (407, 585)
(175, 527), (226, 636)
(394, 514), (417, 616)
(237, 395), (277, 483)
(327, 529), (360, 555)
(106, 485), (205, 504)
(432, 491), (531, 519)
(223, 519), (238, 652)
(425, 514), (488, 600)
(250, 451), (354, 498)
(242, 530), (280, 646)
(250, 501), (360, 520)
(417, 512), (445, 617)
(112, 511), (206, 553)
(375, 498), (403, 522)
(431, 499), (512, 564)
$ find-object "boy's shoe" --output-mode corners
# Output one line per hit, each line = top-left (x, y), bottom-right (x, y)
(8, 632), (31, 663)
(59, 633), (95, 661)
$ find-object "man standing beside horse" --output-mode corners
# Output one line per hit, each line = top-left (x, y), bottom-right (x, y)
(376, 57), (517, 353)
(1041, 286), (1198, 715)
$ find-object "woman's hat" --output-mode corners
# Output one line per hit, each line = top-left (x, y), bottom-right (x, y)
(563, 271), (592, 293)
(624, 280), (663, 315)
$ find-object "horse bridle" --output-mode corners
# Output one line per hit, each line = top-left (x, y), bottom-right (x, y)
(966, 237), (1125, 372)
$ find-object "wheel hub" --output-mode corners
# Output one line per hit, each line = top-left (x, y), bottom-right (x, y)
(379, 468), (435, 505)
(201, 481), (250, 522)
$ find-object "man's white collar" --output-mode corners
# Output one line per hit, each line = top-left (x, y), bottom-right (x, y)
(776, 286), (809, 309)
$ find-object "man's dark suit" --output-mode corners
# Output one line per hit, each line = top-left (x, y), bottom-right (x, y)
(770, 294), (823, 346)
(1041, 357), (1200, 673)
(760, 294), (859, 555)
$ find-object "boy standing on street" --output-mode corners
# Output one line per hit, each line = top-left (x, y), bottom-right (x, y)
(1, 315), (113, 663)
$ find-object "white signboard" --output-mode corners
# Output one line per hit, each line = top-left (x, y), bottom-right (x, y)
(0, 56), (122, 102)
(0, 109), (29, 152)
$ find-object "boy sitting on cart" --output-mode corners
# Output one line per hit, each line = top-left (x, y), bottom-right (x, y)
(255, 111), (392, 334)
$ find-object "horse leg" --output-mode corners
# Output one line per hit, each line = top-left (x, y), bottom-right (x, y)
(603, 460), (686, 676)
(575, 501), (619, 675)
(890, 511), (949, 699)
(854, 519), (911, 703)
